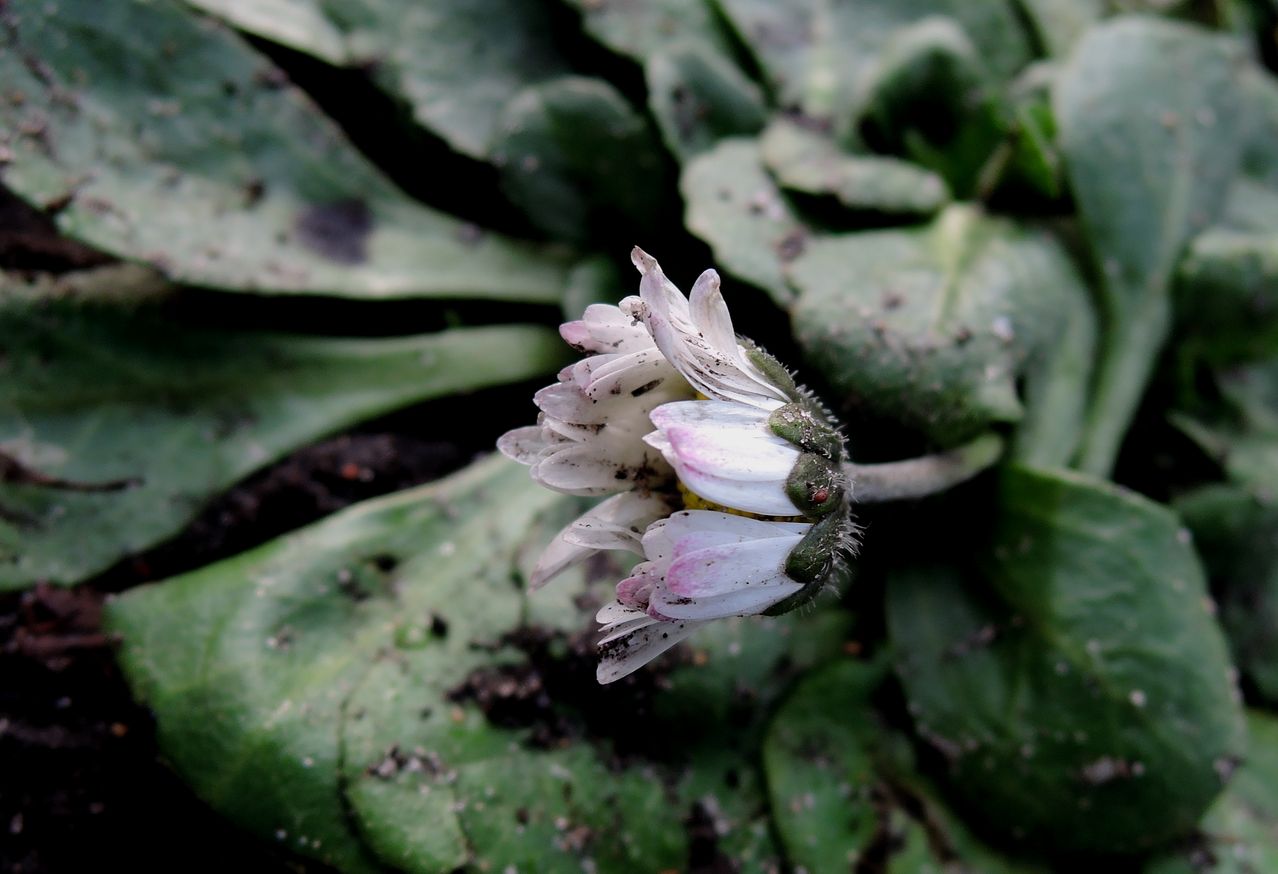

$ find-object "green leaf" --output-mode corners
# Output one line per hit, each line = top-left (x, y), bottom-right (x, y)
(889, 465), (1247, 855)
(492, 77), (668, 245)
(787, 205), (1094, 457)
(681, 137), (808, 306)
(1055, 17), (1248, 474)
(185, 0), (571, 159)
(760, 118), (951, 216)
(564, 0), (733, 61)
(853, 17), (1013, 198)
(1144, 711), (1278, 874)
(764, 658), (1048, 873)
(106, 458), (677, 872)
(0, 0), (569, 300)
(1175, 230), (1278, 367)
(0, 281), (565, 588)
(713, 0), (1031, 123)
(108, 454), (855, 870)
(1174, 358), (1278, 497)
(645, 42), (769, 162)
(1177, 485), (1278, 706)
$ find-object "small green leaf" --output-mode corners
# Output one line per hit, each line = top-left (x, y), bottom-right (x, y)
(681, 137), (808, 306)
(760, 119), (951, 216)
(1177, 485), (1278, 706)
(787, 205), (1094, 455)
(889, 465), (1247, 855)
(1055, 17), (1248, 474)
(185, 0), (571, 159)
(1174, 358), (1278, 497)
(493, 77), (668, 245)
(0, 0), (570, 300)
(0, 281), (566, 588)
(564, 0), (734, 61)
(646, 42), (769, 162)
(713, 0), (1031, 123)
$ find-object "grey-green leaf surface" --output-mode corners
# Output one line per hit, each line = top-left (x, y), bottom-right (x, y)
(185, 0), (571, 160)
(1177, 486), (1278, 706)
(760, 119), (951, 216)
(646, 42), (769, 162)
(1055, 17), (1248, 474)
(1144, 711), (1278, 874)
(493, 77), (668, 245)
(889, 465), (1247, 855)
(681, 137), (809, 306)
(1, 0), (569, 300)
(0, 283), (565, 588)
(787, 206), (1094, 457)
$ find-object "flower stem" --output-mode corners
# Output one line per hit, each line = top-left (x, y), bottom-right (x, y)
(846, 432), (1005, 502)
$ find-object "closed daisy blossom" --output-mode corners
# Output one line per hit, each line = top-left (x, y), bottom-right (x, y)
(500, 248), (857, 683)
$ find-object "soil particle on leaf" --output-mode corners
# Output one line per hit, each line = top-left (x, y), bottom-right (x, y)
(294, 199), (374, 264)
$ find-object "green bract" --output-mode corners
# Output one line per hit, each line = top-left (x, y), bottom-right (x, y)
(3, 0), (1276, 869)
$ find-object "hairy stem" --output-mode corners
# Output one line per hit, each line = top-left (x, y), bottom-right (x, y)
(847, 432), (1005, 502)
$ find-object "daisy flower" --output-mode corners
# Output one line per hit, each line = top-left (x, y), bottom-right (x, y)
(499, 248), (857, 683)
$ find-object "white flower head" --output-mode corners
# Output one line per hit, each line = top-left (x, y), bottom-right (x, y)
(499, 248), (857, 683)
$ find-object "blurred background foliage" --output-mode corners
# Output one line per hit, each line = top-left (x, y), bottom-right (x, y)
(2, 0), (1278, 870)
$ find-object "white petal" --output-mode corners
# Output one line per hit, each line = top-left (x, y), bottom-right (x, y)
(497, 425), (557, 466)
(528, 492), (670, 590)
(597, 600), (646, 628)
(561, 491), (671, 553)
(630, 248), (788, 411)
(646, 401), (800, 516)
(659, 509), (809, 542)
(664, 535), (803, 598)
(559, 304), (652, 355)
(529, 443), (633, 495)
(650, 579), (802, 620)
(596, 613), (706, 684)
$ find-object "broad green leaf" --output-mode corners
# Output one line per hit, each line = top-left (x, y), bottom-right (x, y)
(1144, 711), (1278, 874)
(0, 283), (565, 588)
(760, 118), (951, 216)
(646, 42), (769, 162)
(1174, 358), (1278, 497)
(787, 205), (1094, 458)
(492, 77), (668, 245)
(1177, 486), (1278, 706)
(889, 465), (1247, 855)
(681, 137), (808, 306)
(1015, 0), (1104, 56)
(108, 455), (854, 871)
(713, 0), (1031, 122)
(1, 0), (569, 300)
(764, 659), (1047, 873)
(106, 458), (681, 872)
(853, 17), (1013, 198)
(185, 0), (570, 159)
(563, 0), (733, 61)
(1055, 17), (1248, 474)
